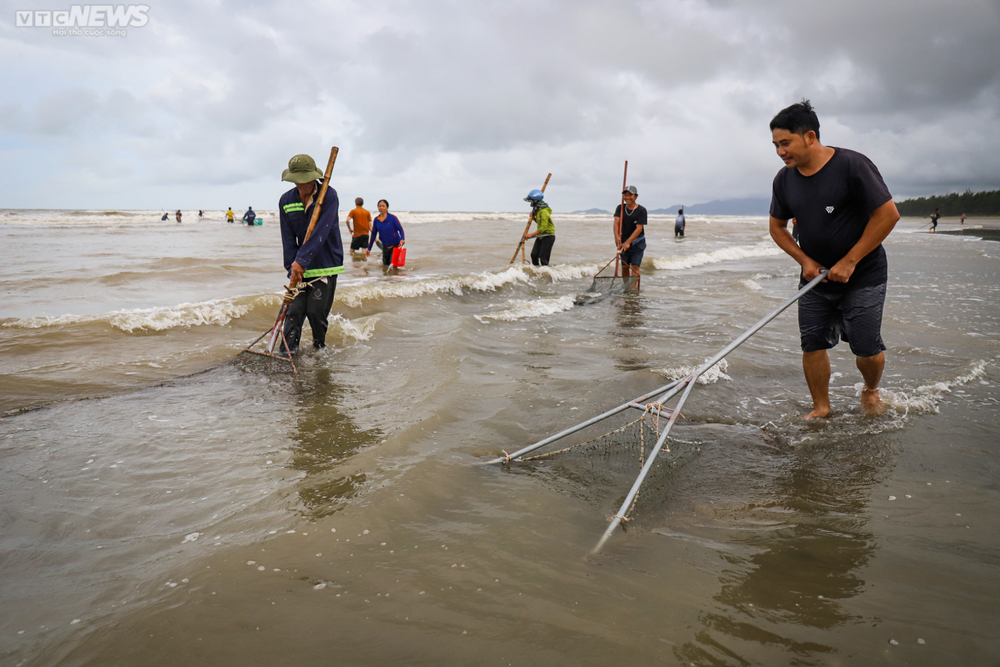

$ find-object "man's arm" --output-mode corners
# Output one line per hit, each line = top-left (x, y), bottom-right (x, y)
(621, 224), (643, 250)
(827, 199), (899, 283)
(769, 216), (825, 281)
(345, 210), (354, 235)
(613, 211), (622, 249)
(292, 190), (340, 286)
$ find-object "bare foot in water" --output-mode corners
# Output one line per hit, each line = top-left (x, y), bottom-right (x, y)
(804, 404), (831, 420)
(860, 388), (886, 417)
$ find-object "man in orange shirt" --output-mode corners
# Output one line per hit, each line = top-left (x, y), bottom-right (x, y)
(346, 197), (372, 255)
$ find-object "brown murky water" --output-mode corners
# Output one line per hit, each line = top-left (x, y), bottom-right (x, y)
(1, 210), (998, 665)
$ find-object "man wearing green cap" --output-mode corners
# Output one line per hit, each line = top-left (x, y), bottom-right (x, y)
(278, 153), (344, 352)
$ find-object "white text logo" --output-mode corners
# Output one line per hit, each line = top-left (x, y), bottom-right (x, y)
(15, 5), (149, 35)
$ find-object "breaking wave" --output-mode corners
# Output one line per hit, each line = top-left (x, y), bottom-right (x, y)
(336, 267), (530, 307)
(475, 296), (576, 322)
(335, 264), (598, 308)
(2, 294), (281, 332)
(877, 360), (990, 416)
(2, 243), (797, 333)
(328, 314), (380, 341)
(651, 241), (781, 271)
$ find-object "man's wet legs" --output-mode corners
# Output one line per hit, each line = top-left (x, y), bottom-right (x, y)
(282, 276), (338, 352)
(857, 351), (886, 416)
(802, 349), (831, 419)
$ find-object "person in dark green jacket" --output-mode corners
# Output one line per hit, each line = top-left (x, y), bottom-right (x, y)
(522, 189), (555, 266)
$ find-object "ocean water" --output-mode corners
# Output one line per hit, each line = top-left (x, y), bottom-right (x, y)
(1, 209), (998, 665)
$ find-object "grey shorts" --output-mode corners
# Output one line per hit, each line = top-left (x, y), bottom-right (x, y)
(798, 282), (887, 357)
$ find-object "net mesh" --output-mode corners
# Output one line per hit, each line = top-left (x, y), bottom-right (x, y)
(514, 404), (698, 523)
(588, 275), (638, 294)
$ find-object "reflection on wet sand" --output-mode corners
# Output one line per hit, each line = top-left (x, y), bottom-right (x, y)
(676, 432), (896, 664)
(612, 293), (649, 372)
(288, 365), (383, 519)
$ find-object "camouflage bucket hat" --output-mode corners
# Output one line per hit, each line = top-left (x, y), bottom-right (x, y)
(281, 154), (324, 183)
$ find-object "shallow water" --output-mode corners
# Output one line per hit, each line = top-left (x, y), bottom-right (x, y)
(1, 210), (998, 665)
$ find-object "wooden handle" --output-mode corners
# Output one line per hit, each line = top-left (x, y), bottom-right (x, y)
(303, 146), (340, 244)
(511, 172), (552, 264)
(615, 160), (628, 277)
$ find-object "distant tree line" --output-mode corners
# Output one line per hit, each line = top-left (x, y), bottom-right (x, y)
(895, 188), (1000, 217)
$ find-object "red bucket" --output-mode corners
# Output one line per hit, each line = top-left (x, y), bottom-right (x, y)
(391, 246), (406, 268)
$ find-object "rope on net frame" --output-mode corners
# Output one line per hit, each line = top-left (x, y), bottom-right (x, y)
(240, 276), (328, 372)
(486, 270), (829, 553)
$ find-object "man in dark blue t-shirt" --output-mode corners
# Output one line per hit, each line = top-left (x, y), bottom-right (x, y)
(768, 100), (900, 419)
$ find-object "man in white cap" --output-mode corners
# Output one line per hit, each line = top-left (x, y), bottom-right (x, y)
(278, 153), (344, 352)
(614, 185), (648, 278)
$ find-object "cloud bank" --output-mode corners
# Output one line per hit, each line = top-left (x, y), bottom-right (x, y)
(1, 0), (998, 210)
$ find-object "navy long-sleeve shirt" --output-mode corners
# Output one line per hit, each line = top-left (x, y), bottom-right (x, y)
(279, 182), (344, 279)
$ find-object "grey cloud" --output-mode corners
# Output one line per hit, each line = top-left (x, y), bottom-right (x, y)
(741, 0), (1000, 116)
(1, 0), (999, 210)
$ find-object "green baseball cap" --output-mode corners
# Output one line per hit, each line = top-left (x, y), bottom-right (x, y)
(281, 154), (324, 183)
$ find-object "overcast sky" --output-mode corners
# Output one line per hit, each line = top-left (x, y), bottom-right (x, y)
(2, 0), (999, 211)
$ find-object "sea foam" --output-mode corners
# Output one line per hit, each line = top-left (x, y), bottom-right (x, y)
(651, 241), (781, 271)
(2, 294), (280, 332)
(336, 266), (536, 307)
(328, 314), (380, 341)
(475, 296), (576, 322)
(655, 358), (732, 384)
(878, 360), (990, 416)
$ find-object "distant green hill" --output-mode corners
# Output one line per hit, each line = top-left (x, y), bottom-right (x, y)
(896, 188), (1000, 217)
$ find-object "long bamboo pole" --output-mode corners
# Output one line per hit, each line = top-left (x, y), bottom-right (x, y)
(615, 161), (628, 277)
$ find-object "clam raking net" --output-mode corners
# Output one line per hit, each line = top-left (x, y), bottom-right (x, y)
(489, 271), (830, 553)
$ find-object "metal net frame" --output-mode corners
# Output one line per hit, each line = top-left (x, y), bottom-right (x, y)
(489, 271), (830, 553)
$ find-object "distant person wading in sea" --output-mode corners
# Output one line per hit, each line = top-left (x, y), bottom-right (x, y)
(366, 200), (405, 267)
(226, 207), (235, 223)
(243, 207), (256, 226)
(346, 197), (372, 255)
(768, 100), (900, 419)
(674, 208), (686, 237)
(522, 189), (555, 266)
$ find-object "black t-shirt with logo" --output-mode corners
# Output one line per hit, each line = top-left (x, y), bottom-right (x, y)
(614, 204), (648, 247)
(770, 147), (892, 292)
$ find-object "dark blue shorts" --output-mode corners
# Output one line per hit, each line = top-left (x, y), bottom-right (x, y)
(798, 282), (887, 357)
(619, 243), (645, 268)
